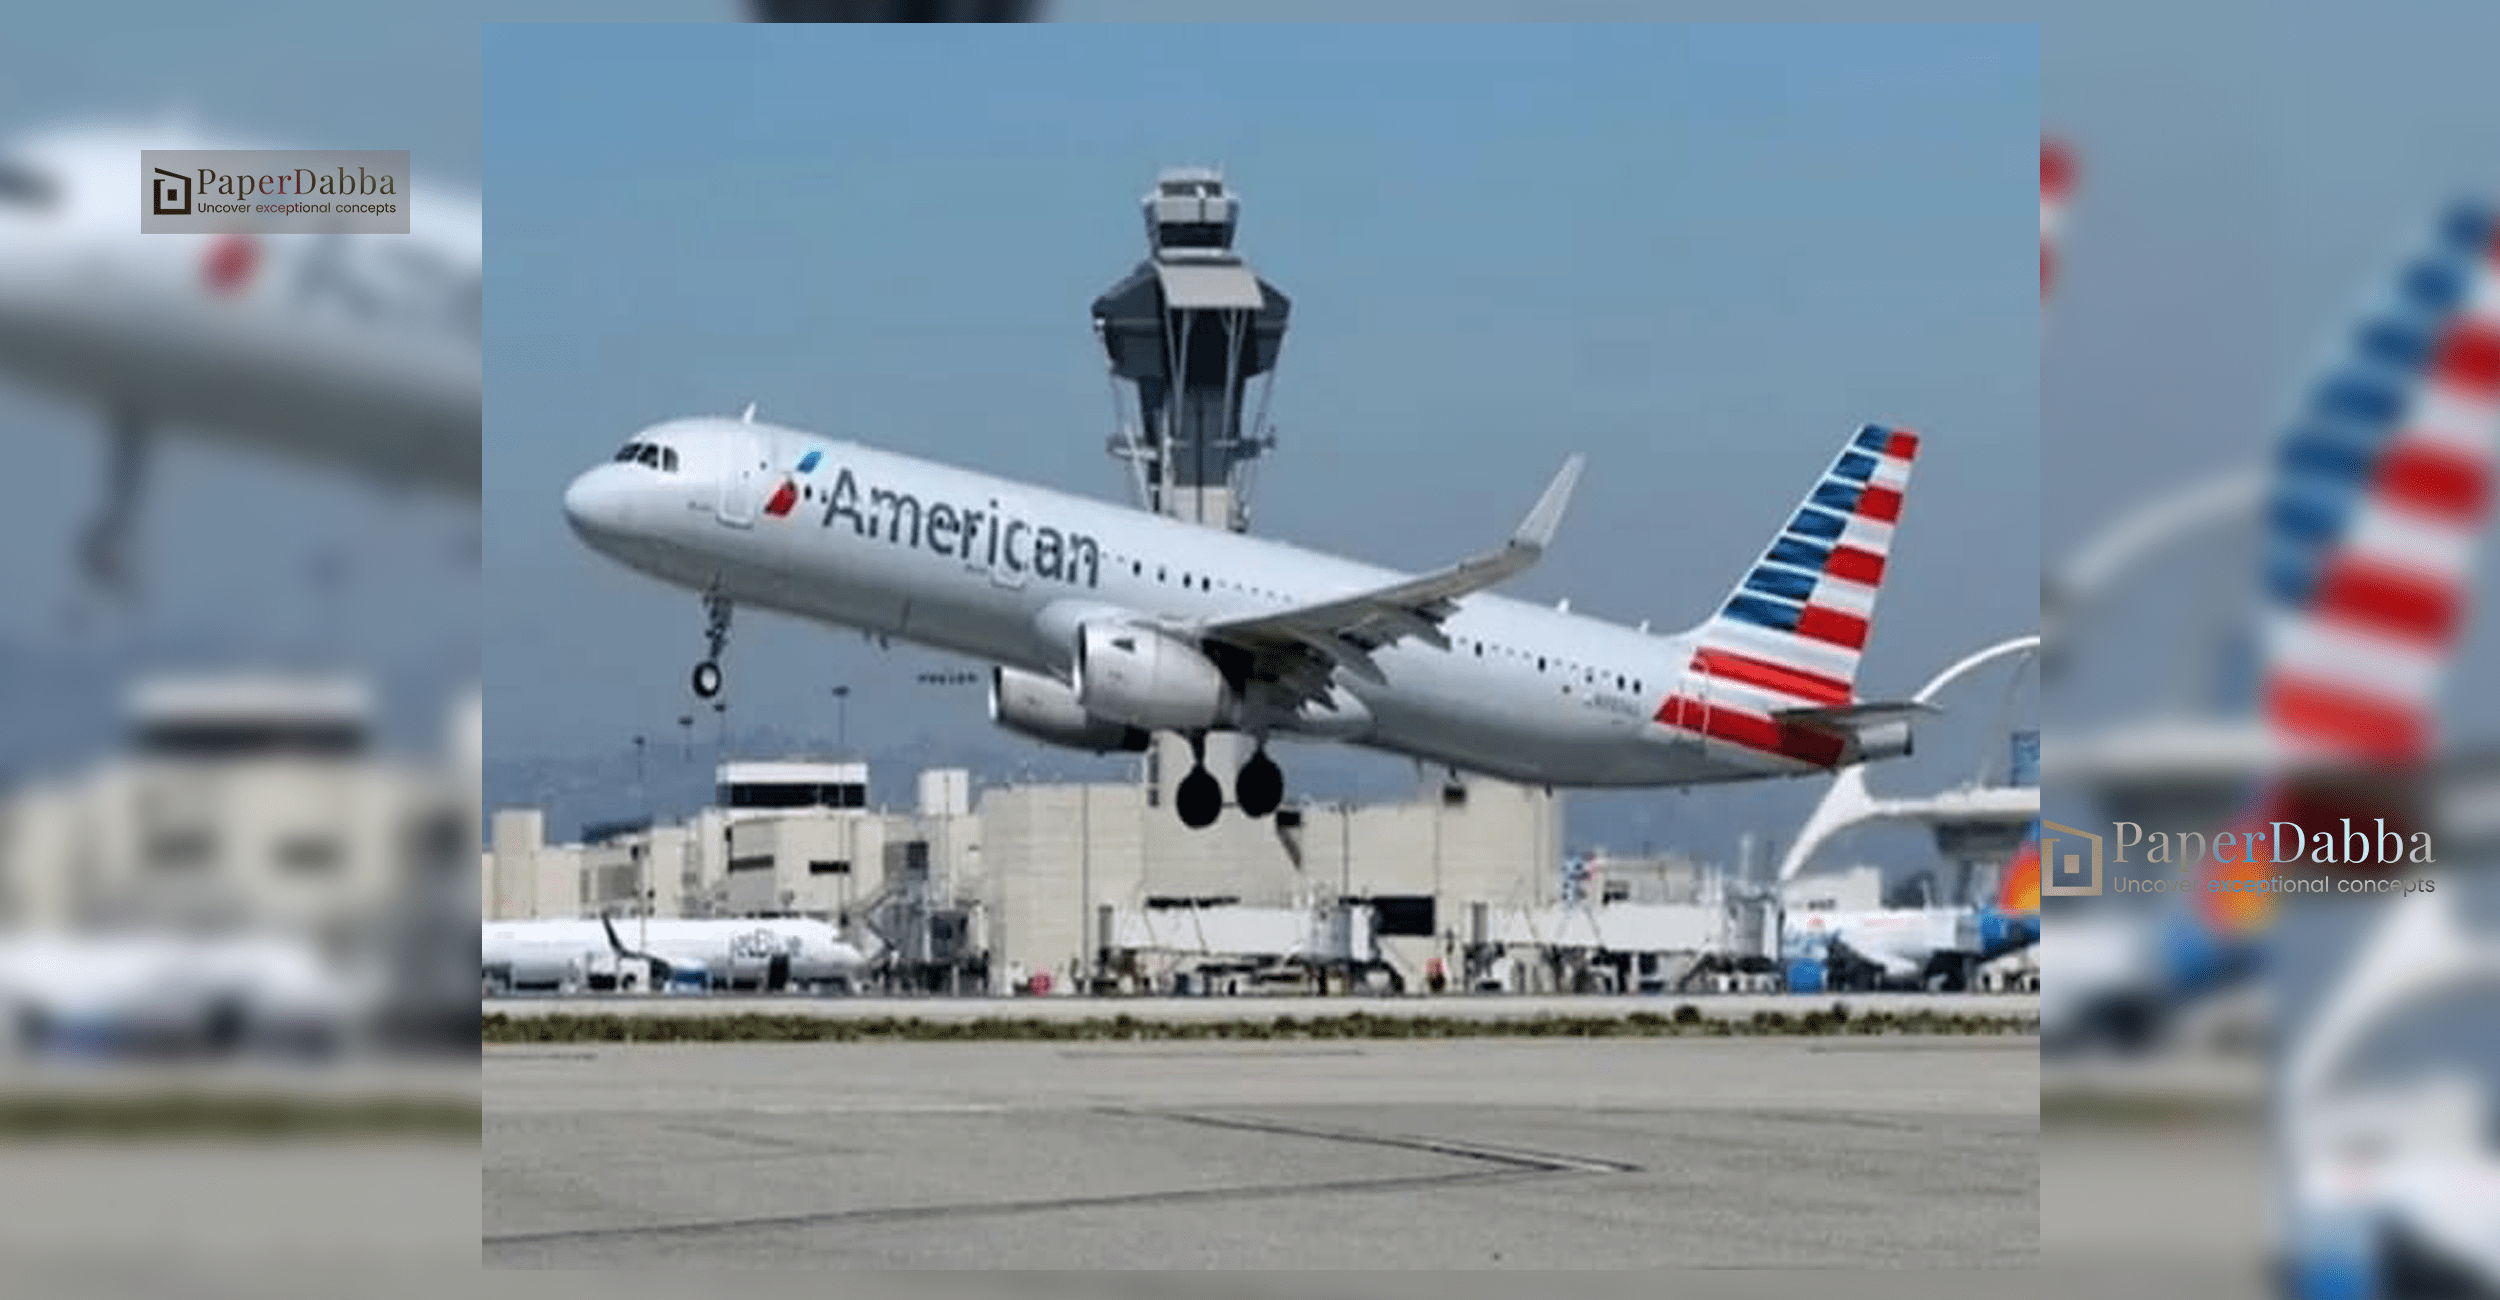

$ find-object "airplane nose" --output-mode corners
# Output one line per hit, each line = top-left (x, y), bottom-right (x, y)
(562, 466), (631, 541)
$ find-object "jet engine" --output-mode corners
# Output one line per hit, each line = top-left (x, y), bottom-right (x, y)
(989, 666), (1150, 753)
(1071, 623), (1235, 732)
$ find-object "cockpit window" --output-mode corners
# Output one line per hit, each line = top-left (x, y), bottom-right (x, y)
(0, 161), (56, 210)
(662, 447), (679, 472)
(612, 441), (642, 463)
(636, 444), (661, 468)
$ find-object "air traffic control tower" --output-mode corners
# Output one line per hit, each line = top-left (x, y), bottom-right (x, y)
(1092, 169), (1292, 821)
(1092, 168), (1291, 533)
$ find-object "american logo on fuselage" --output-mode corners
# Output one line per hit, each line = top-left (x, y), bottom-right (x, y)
(769, 450), (1103, 589)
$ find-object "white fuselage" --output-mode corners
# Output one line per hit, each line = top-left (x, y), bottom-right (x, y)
(0, 123), (478, 495)
(482, 917), (864, 990)
(567, 417), (1848, 790)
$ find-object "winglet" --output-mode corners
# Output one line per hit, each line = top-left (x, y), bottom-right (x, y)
(1513, 454), (1584, 553)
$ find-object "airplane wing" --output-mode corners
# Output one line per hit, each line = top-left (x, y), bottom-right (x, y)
(1179, 454), (1584, 700)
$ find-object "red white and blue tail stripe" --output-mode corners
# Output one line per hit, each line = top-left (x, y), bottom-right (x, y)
(2041, 139), (2072, 302)
(1657, 423), (1917, 766)
(2263, 201), (2500, 766)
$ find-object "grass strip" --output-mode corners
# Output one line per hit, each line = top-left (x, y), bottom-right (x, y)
(485, 1005), (2038, 1044)
(0, 1092), (480, 1141)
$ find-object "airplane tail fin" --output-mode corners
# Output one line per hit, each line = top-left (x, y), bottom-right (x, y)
(1975, 823), (2042, 958)
(1685, 423), (1919, 713)
(1997, 825), (2040, 916)
(2262, 198), (2500, 768)
(2193, 200), (2500, 947)
(2041, 139), (2072, 300)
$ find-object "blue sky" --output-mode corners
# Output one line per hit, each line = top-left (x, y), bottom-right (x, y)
(485, 23), (2037, 863)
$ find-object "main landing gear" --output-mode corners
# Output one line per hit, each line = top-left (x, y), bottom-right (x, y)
(691, 590), (732, 699)
(1172, 733), (1287, 829)
(1235, 748), (1283, 819)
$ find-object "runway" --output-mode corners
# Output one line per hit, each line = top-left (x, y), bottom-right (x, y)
(485, 992), (2041, 1023)
(485, 1034), (2038, 1268)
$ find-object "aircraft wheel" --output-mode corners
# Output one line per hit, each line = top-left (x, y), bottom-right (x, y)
(1176, 767), (1224, 829)
(692, 660), (723, 698)
(1235, 750), (1283, 819)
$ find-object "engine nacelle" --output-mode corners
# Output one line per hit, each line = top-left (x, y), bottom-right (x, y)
(1846, 719), (1914, 764)
(1072, 623), (1235, 732)
(989, 666), (1150, 753)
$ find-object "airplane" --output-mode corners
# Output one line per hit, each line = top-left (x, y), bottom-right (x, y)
(0, 120), (479, 588)
(2044, 194), (2500, 1052)
(1784, 827), (2039, 991)
(480, 916), (868, 995)
(2276, 882), (2500, 1297)
(563, 414), (1930, 829)
(0, 930), (376, 1058)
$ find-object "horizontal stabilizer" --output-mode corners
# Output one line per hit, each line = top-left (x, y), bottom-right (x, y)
(1773, 699), (1939, 733)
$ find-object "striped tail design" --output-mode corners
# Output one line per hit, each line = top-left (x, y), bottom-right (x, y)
(2199, 200), (2500, 938)
(1658, 423), (1917, 766)
(1997, 825), (2040, 914)
(1976, 822), (2042, 957)
(2041, 139), (2072, 301)
(2262, 199), (2500, 768)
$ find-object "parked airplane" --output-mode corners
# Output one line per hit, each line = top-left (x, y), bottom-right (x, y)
(565, 415), (1929, 828)
(1786, 827), (2039, 990)
(2278, 882), (2500, 1296)
(0, 120), (479, 587)
(480, 916), (867, 994)
(0, 931), (374, 1057)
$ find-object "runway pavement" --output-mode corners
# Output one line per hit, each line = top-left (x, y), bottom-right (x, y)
(485, 1033), (2038, 1268)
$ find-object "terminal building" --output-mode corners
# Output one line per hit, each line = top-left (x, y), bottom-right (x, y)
(0, 672), (482, 1044)
(479, 757), (1970, 999)
(483, 758), (1575, 996)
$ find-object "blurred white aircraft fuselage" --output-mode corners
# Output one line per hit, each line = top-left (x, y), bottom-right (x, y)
(0, 121), (478, 579)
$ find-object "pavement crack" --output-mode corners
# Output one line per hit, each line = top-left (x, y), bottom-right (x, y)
(483, 1107), (1635, 1253)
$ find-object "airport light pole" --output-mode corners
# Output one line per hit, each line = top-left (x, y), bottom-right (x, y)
(1339, 801), (1356, 996)
(830, 684), (850, 756)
